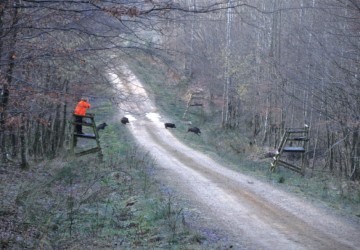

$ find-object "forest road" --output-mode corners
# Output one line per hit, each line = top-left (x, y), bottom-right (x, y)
(110, 66), (360, 249)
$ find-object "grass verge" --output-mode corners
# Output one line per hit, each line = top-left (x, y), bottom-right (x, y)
(0, 99), (212, 249)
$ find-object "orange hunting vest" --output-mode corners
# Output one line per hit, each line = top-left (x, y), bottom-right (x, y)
(74, 100), (91, 116)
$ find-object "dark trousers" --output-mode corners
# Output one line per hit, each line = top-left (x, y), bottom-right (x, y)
(75, 115), (83, 133)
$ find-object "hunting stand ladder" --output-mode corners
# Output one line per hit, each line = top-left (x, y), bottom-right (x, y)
(70, 113), (103, 159)
(270, 124), (309, 175)
(182, 89), (204, 120)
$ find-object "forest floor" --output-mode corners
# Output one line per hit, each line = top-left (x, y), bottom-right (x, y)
(112, 65), (360, 249)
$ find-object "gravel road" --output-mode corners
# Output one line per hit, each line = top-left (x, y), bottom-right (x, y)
(110, 66), (360, 249)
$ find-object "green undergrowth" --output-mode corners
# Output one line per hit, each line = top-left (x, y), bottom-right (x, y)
(124, 52), (360, 218)
(0, 100), (208, 249)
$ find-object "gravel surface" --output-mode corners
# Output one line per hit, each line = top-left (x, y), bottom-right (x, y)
(110, 65), (360, 249)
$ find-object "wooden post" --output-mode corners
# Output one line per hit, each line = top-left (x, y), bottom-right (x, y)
(182, 89), (204, 120)
(70, 113), (103, 160)
(270, 124), (309, 175)
(300, 125), (309, 175)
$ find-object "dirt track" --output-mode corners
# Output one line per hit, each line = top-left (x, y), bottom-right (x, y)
(110, 66), (360, 249)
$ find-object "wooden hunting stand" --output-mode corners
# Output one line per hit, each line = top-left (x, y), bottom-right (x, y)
(270, 124), (309, 175)
(182, 89), (204, 120)
(70, 113), (103, 159)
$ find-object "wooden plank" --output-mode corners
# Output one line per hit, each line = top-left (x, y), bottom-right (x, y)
(71, 114), (103, 159)
(74, 133), (96, 139)
(286, 130), (307, 133)
(71, 122), (94, 127)
(83, 113), (94, 118)
(277, 160), (302, 173)
(288, 137), (309, 141)
(75, 147), (101, 156)
(283, 147), (305, 153)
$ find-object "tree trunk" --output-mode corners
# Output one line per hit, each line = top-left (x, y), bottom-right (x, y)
(1, 1), (19, 166)
(33, 119), (41, 162)
(44, 116), (52, 157)
(221, 0), (232, 128)
(10, 125), (17, 158)
(184, 0), (196, 78)
(59, 80), (69, 150)
(51, 104), (61, 158)
(350, 128), (360, 180)
(20, 114), (29, 170)
(0, 2), (6, 166)
(0, 105), (7, 166)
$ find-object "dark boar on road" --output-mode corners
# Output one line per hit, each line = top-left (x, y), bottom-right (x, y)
(187, 127), (201, 135)
(96, 122), (108, 131)
(165, 123), (176, 129)
(121, 117), (129, 124)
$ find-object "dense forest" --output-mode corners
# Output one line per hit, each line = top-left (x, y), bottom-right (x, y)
(0, 0), (359, 181)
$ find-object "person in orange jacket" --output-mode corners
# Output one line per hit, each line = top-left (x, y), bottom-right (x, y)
(73, 97), (91, 134)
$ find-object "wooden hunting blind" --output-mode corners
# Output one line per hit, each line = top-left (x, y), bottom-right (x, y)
(270, 124), (309, 175)
(182, 89), (205, 119)
(70, 113), (103, 159)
